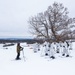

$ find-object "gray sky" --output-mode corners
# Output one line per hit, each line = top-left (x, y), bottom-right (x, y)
(0, 0), (75, 38)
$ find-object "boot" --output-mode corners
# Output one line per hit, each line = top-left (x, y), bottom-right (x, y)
(15, 58), (21, 60)
(38, 49), (40, 51)
(57, 51), (59, 53)
(62, 54), (65, 56)
(50, 56), (55, 59)
(66, 55), (69, 57)
(45, 53), (48, 56)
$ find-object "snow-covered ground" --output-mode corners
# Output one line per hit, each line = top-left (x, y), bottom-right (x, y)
(0, 42), (75, 75)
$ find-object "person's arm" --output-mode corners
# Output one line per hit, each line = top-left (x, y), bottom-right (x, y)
(20, 46), (23, 51)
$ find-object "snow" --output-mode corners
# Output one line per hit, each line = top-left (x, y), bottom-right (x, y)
(0, 42), (75, 75)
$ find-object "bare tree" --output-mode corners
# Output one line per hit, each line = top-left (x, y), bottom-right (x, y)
(28, 2), (75, 41)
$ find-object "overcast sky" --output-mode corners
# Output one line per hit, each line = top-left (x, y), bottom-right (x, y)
(0, 0), (75, 38)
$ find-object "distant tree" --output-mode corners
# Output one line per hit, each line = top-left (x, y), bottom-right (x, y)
(28, 2), (75, 42)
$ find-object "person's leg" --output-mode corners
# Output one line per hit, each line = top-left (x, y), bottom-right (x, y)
(16, 53), (20, 60)
(62, 48), (65, 56)
(65, 48), (69, 57)
(50, 49), (55, 59)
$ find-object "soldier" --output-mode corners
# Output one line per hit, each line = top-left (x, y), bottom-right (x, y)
(49, 42), (55, 59)
(56, 42), (60, 53)
(62, 42), (69, 57)
(44, 41), (50, 56)
(45, 42), (51, 56)
(33, 42), (39, 53)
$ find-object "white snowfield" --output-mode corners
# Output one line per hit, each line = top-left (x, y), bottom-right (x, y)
(0, 42), (75, 75)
